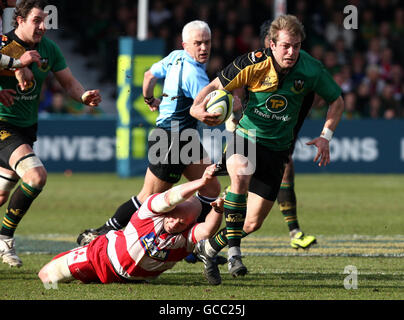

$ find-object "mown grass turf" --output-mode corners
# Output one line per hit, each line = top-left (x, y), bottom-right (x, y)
(0, 173), (403, 301)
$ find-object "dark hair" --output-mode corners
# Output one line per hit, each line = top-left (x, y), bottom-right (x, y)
(12, 0), (48, 28)
(259, 19), (272, 47)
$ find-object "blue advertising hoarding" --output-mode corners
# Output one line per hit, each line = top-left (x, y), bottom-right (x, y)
(34, 115), (117, 173)
(293, 119), (403, 173)
(34, 117), (403, 174)
(34, 116), (404, 176)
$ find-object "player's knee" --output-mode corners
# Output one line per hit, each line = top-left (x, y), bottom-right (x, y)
(38, 263), (51, 284)
(14, 154), (47, 188)
(243, 220), (262, 234)
(22, 166), (47, 189)
(0, 173), (18, 205)
(38, 256), (72, 284)
(0, 191), (10, 206)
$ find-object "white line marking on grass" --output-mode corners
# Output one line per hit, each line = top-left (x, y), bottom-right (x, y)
(15, 234), (404, 257)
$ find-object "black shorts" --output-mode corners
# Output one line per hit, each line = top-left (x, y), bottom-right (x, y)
(0, 122), (37, 170)
(219, 132), (289, 201)
(147, 127), (209, 184)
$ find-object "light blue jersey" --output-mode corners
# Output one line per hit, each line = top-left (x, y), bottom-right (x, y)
(150, 50), (209, 131)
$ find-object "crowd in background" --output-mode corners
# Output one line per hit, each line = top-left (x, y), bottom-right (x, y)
(42, 0), (403, 119)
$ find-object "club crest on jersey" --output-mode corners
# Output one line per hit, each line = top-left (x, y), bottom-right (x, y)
(38, 57), (50, 72)
(291, 79), (305, 94)
(265, 94), (288, 113)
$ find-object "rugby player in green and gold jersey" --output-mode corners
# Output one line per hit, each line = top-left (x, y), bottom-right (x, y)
(0, 0), (101, 267)
(190, 14), (344, 285)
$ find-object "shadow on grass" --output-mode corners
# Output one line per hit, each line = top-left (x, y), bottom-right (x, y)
(150, 271), (404, 291)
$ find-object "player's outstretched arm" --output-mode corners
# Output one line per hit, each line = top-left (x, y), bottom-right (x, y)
(54, 67), (102, 107)
(150, 164), (217, 213)
(306, 95), (344, 167)
(190, 77), (223, 126)
(194, 197), (223, 242)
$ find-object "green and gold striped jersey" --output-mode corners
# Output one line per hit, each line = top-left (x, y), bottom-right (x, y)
(0, 30), (67, 127)
(218, 48), (341, 151)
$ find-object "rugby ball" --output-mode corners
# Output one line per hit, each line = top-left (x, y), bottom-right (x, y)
(205, 89), (234, 124)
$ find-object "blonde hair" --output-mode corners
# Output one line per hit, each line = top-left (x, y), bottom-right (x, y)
(269, 14), (306, 43)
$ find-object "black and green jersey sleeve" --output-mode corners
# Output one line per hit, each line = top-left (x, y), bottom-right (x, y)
(0, 32), (67, 127)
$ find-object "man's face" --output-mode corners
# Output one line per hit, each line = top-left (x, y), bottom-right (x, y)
(183, 29), (211, 64)
(16, 7), (47, 45)
(163, 210), (195, 234)
(270, 30), (301, 69)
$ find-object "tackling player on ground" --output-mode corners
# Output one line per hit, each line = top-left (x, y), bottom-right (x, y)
(38, 164), (223, 285)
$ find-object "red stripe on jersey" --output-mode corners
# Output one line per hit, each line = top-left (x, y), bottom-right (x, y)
(147, 193), (160, 213)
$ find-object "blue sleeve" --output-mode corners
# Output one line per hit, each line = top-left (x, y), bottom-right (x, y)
(150, 51), (178, 79)
(150, 58), (167, 79)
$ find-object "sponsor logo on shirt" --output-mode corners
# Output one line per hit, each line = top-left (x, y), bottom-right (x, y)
(0, 130), (11, 141)
(16, 79), (37, 95)
(265, 94), (288, 113)
(140, 232), (169, 261)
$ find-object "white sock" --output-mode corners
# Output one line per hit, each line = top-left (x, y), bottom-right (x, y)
(203, 240), (219, 258)
(290, 228), (302, 238)
(228, 246), (241, 258)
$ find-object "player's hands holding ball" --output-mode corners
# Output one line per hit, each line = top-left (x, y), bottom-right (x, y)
(81, 90), (102, 107)
(191, 87), (234, 127)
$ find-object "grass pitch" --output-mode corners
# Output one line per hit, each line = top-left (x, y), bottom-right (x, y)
(0, 173), (403, 301)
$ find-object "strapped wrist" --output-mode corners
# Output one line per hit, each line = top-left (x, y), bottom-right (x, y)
(320, 127), (333, 141)
(144, 96), (155, 104)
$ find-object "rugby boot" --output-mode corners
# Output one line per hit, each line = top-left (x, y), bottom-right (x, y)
(194, 240), (221, 285)
(290, 231), (317, 249)
(184, 252), (227, 265)
(228, 255), (248, 277)
(0, 237), (22, 267)
(76, 225), (115, 246)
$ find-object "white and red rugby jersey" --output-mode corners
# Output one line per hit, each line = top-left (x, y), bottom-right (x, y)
(106, 194), (198, 280)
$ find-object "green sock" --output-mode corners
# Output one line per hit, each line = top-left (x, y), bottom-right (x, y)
(0, 182), (42, 237)
(209, 227), (249, 253)
(277, 182), (299, 232)
(223, 191), (246, 254)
